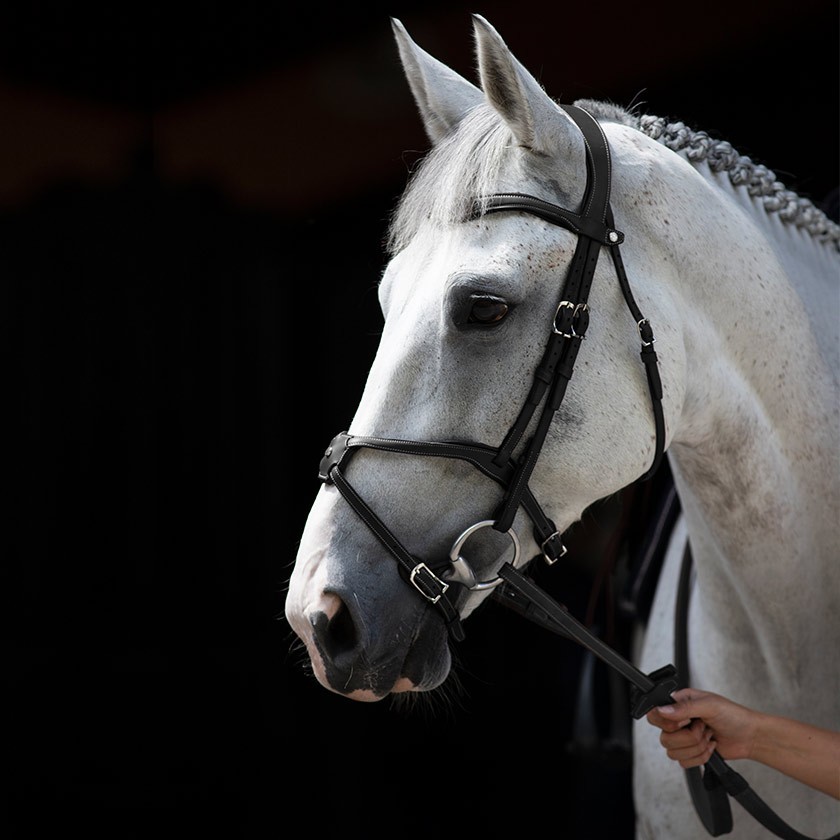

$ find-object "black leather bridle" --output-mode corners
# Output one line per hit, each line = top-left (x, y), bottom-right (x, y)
(315, 104), (838, 840)
(318, 104), (665, 641)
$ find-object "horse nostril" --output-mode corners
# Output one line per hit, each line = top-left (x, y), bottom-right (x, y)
(310, 597), (359, 665)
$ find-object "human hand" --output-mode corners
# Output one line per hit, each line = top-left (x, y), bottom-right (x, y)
(645, 687), (757, 767)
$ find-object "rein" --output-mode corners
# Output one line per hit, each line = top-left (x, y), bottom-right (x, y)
(316, 104), (837, 839)
(674, 547), (840, 840)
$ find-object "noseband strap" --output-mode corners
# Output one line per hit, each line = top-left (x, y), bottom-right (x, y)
(317, 104), (665, 637)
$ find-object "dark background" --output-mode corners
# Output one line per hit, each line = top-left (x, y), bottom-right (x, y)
(6, 2), (837, 836)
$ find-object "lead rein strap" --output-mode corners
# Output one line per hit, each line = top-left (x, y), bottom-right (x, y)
(495, 557), (840, 840)
(674, 546), (840, 840)
(495, 562), (678, 715)
(674, 542), (734, 836)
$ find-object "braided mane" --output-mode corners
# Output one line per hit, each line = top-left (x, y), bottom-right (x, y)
(577, 99), (839, 250)
(641, 115), (839, 248)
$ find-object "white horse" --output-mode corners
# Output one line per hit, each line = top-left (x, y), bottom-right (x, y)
(285, 16), (840, 839)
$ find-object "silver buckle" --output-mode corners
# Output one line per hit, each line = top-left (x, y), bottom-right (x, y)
(553, 300), (576, 338)
(541, 531), (567, 565)
(553, 301), (589, 339)
(409, 563), (449, 604)
(638, 318), (655, 347)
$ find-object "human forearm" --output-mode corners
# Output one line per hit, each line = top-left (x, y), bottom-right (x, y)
(749, 712), (840, 799)
(649, 688), (840, 799)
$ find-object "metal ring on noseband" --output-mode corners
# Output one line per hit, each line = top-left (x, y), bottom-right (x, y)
(444, 520), (521, 590)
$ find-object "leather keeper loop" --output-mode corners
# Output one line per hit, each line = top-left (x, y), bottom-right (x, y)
(641, 347), (663, 400)
(318, 431), (353, 483)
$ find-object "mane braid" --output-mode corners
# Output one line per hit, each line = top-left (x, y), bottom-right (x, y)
(638, 114), (840, 250)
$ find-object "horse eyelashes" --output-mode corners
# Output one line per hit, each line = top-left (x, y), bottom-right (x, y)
(464, 294), (511, 327)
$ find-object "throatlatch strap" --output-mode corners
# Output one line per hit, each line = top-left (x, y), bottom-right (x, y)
(606, 206), (665, 480)
(487, 107), (664, 536)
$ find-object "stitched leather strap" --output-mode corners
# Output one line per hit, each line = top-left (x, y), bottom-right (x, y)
(607, 211), (666, 480)
(497, 563), (677, 698)
(321, 432), (565, 570)
(479, 193), (623, 245)
(493, 544), (839, 840)
(484, 108), (664, 530)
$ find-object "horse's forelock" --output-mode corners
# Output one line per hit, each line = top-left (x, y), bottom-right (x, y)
(387, 105), (513, 255)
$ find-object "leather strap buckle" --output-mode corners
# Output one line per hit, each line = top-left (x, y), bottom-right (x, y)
(554, 302), (589, 339)
(409, 563), (449, 604)
(541, 531), (568, 564)
(638, 318), (655, 347)
(553, 300), (576, 338)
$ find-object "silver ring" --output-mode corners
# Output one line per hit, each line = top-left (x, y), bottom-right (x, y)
(445, 520), (521, 590)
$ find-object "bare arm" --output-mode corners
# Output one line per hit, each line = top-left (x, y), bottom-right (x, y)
(646, 687), (840, 799)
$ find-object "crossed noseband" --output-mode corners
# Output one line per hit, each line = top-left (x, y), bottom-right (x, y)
(318, 104), (665, 641)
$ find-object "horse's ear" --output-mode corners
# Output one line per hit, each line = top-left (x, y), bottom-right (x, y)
(472, 15), (570, 152)
(392, 18), (483, 144)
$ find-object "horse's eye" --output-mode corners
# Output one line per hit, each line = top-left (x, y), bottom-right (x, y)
(468, 295), (509, 325)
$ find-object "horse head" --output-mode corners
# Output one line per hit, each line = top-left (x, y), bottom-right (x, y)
(285, 16), (679, 701)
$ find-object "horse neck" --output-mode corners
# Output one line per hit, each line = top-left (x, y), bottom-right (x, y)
(651, 160), (840, 675)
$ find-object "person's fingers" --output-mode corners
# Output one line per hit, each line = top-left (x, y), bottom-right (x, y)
(670, 687), (705, 704)
(675, 738), (716, 768)
(646, 707), (691, 731)
(659, 719), (707, 750)
(656, 691), (716, 728)
(661, 723), (715, 766)
(657, 714), (692, 730)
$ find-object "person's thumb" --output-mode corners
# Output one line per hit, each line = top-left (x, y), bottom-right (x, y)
(656, 688), (707, 725)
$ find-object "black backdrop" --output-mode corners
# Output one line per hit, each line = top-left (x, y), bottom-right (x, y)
(6, 3), (837, 836)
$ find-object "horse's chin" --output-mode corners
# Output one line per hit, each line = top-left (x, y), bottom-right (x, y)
(303, 635), (451, 702)
(342, 678), (421, 703)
